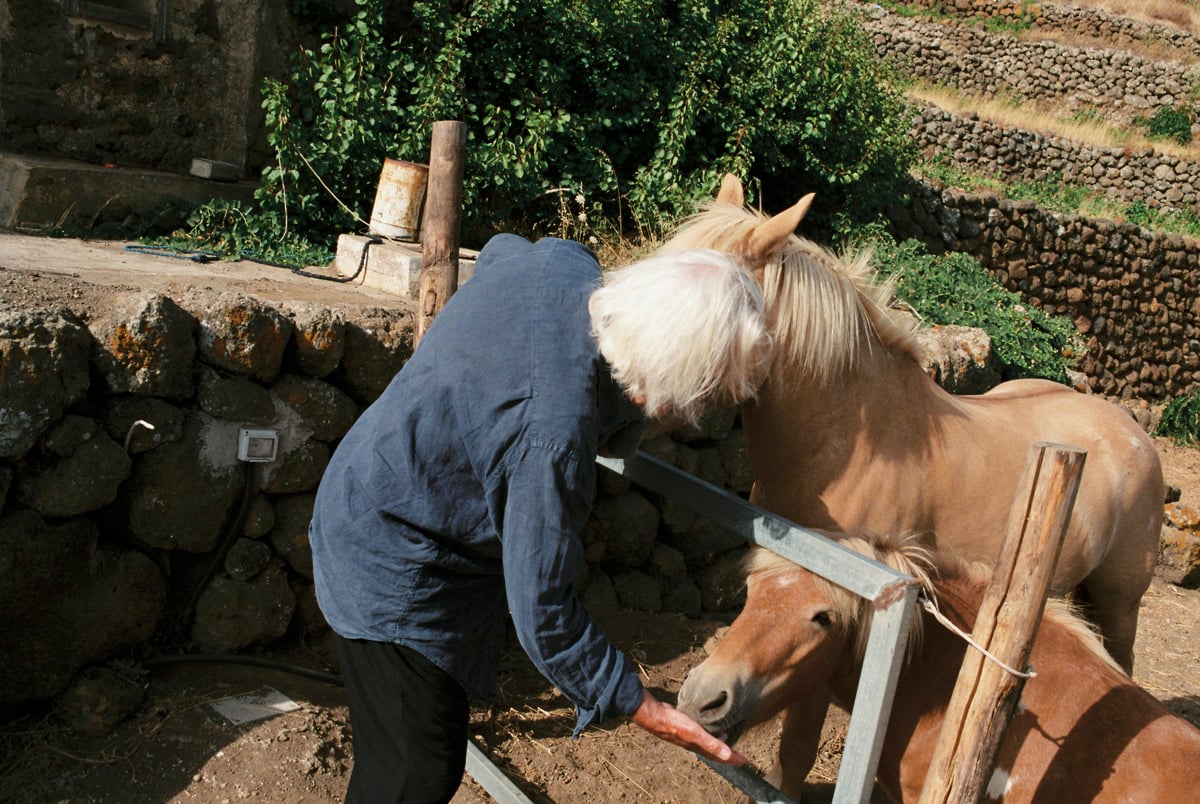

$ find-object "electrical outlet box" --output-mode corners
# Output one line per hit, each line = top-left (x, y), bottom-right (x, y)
(238, 428), (279, 462)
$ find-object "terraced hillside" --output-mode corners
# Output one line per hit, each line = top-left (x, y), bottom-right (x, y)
(856, 0), (1200, 404)
(869, 0), (1200, 205)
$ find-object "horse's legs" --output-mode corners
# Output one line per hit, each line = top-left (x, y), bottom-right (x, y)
(1079, 578), (1143, 675)
(1085, 505), (1161, 674)
(766, 689), (832, 799)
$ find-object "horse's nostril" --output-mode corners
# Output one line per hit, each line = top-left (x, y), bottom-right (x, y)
(699, 690), (729, 716)
(696, 691), (729, 724)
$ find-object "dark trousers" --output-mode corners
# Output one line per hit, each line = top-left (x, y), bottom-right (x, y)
(336, 635), (470, 804)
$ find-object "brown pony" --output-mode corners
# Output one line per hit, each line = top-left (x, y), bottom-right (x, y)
(677, 531), (1200, 802)
(655, 175), (1163, 672)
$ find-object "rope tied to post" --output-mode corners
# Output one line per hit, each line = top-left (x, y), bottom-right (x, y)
(919, 593), (1037, 680)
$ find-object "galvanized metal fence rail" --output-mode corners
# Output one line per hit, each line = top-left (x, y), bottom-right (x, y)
(466, 450), (920, 804)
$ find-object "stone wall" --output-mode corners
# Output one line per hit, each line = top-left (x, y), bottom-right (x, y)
(858, 4), (1199, 126)
(0, 290), (782, 708)
(0, 284), (1007, 709)
(0, 0), (307, 176)
(888, 178), (1200, 401)
(0, 292), (408, 705)
(894, 0), (1200, 58)
(855, 2), (1200, 402)
(912, 105), (1200, 212)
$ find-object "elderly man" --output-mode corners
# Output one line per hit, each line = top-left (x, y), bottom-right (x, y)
(310, 233), (770, 802)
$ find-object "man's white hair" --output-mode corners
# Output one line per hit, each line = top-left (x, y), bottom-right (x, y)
(589, 248), (772, 424)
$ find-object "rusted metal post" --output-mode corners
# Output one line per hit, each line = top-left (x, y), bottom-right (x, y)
(415, 120), (467, 347)
(918, 441), (1087, 804)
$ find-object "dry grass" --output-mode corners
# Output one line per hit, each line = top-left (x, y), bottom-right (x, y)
(907, 83), (1200, 162)
(593, 238), (655, 271)
(1068, 0), (1200, 32)
(1024, 24), (1200, 65)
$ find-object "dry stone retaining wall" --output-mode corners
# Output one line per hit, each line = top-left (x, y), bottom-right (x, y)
(0, 287), (1003, 710)
(889, 179), (1200, 401)
(912, 105), (1200, 211)
(859, 4), (1198, 125)
(895, 0), (1200, 58)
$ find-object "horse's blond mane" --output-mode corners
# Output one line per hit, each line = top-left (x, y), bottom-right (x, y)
(663, 203), (919, 384)
(748, 531), (1122, 671)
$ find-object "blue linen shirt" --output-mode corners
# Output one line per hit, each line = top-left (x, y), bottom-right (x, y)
(310, 234), (647, 735)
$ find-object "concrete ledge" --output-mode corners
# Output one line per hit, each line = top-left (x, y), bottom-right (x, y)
(0, 151), (257, 233)
(334, 234), (477, 298)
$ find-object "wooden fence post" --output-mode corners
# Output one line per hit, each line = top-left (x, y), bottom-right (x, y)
(918, 441), (1087, 804)
(415, 120), (468, 348)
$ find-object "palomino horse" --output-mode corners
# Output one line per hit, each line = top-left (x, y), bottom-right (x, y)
(677, 532), (1200, 802)
(656, 175), (1163, 672)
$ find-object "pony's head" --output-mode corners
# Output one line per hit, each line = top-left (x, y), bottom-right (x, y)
(676, 530), (937, 744)
(657, 175), (917, 385)
(677, 526), (1122, 747)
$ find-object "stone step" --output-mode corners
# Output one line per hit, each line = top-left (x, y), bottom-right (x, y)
(332, 234), (478, 298)
(0, 150), (256, 233)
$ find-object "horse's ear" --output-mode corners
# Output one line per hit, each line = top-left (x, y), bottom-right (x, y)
(716, 173), (744, 206)
(748, 193), (815, 260)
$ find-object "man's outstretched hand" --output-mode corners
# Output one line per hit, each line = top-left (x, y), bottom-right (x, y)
(630, 690), (748, 766)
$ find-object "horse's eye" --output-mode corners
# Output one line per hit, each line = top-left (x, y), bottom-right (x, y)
(812, 610), (834, 629)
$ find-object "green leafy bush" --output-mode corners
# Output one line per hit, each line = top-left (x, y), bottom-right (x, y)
(1139, 105), (1194, 145)
(1155, 391), (1200, 445)
(241, 0), (915, 250)
(868, 235), (1084, 384)
(144, 199), (334, 267)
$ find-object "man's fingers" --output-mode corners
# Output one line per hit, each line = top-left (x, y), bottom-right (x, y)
(657, 700), (747, 766)
(631, 691), (747, 765)
(687, 728), (748, 766)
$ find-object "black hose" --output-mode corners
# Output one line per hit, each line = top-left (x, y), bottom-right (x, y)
(179, 463), (257, 631)
(286, 233), (381, 283)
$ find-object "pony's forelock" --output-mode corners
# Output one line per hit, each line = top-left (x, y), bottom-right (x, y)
(748, 531), (1126, 673)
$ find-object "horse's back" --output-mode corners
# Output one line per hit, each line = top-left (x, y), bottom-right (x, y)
(968, 378), (1162, 500)
(964, 377), (1163, 583)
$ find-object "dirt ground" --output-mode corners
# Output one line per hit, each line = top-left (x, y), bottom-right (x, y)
(1, 235), (1199, 803)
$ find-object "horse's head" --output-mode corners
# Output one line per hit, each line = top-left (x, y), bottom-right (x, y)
(677, 531), (935, 744)
(676, 546), (854, 744)
(659, 176), (914, 386)
(658, 174), (815, 286)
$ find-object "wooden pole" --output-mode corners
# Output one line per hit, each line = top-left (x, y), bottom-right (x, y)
(918, 441), (1087, 804)
(414, 120), (468, 348)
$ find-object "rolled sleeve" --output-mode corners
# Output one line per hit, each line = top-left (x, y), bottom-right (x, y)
(499, 442), (645, 735)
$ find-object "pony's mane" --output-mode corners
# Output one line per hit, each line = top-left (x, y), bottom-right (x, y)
(663, 203), (919, 384)
(747, 531), (1122, 671)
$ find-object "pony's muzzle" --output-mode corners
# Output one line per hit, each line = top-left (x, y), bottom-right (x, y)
(677, 665), (751, 743)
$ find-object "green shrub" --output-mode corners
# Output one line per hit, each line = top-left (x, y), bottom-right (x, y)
(983, 15), (1032, 34)
(1155, 391), (1200, 445)
(867, 235), (1083, 384)
(144, 199), (334, 267)
(214, 0), (915, 254)
(1139, 105), (1194, 145)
